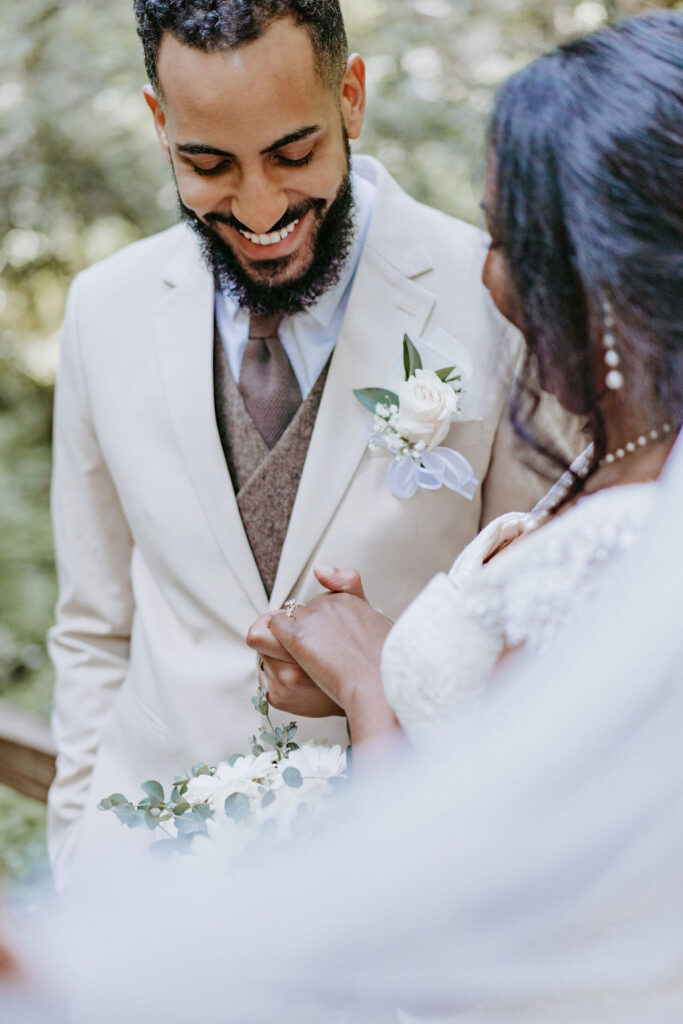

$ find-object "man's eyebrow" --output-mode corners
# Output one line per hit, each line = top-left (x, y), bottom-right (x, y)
(260, 124), (321, 155)
(176, 143), (233, 157)
(175, 126), (321, 161)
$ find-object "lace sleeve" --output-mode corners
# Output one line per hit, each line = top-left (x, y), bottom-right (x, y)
(382, 573), (503, 746)
(464, 485), (656, 656)
(382, 484), (656, 748)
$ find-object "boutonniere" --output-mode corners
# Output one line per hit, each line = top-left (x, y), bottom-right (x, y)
(354, 334), (479, 500)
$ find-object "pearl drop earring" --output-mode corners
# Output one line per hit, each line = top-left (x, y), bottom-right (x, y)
(602, 297), (624, 391)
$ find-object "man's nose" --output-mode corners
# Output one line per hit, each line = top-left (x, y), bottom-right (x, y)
(230, 166), (289, 236)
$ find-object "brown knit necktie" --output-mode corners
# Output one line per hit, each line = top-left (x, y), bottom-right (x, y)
(238, 313), (302, 449)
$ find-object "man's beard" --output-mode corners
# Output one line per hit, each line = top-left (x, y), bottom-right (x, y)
(178, 169), (356, 317)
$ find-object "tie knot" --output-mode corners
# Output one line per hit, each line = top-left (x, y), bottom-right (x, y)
(248, 312), (284, 341)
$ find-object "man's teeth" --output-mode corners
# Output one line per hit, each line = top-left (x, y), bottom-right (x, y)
(239, 219), (300, 246)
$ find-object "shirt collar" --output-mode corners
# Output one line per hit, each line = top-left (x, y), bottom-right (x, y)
(218, 168), (375, 329)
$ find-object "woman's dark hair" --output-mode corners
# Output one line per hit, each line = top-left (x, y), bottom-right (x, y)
(133, 0), (348, 95)
(488, 11), (683, 493)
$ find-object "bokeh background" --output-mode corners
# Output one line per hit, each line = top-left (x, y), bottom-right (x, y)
(0, 0), (680, 881)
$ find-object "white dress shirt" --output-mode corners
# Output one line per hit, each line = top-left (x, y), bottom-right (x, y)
(215, 168), (376, 398)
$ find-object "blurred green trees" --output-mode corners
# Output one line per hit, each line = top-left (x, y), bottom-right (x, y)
(0, 0), (680, 878)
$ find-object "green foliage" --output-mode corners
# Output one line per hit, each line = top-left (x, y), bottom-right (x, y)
(403, 334), (423, 379)
(0, 785), (47, 883)
(353, 387), (400, 414)
(224, 792), (250, 822)
(282, 766), (303, 790)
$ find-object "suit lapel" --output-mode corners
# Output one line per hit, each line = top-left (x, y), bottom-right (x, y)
(153, 231), (268, 614)
(270, 243), (436, 609)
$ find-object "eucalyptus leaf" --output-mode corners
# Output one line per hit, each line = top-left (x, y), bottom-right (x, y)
(282, 766), (303, 789)
(261, 791), (276, 809)
(141, 780), (164, 802)
(224, 792), (251, 822)
(403, 334), (423, 379)
(191, 763), (211, 777)
(97, 798), (112, 812)
(175, 812), (208, 835)
(108, 793), (129, 807)
(251, 743), (265, 756)
(228, 753), (245, 767)
(114, 803), (138, 828)
(172, 801), (190, 816)
(144, 808), (162, 831)
(353, 388), (399, 415)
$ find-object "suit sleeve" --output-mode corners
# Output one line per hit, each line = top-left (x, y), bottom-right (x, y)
(47, 273), (135, 885)
(479, 324), (585, 527)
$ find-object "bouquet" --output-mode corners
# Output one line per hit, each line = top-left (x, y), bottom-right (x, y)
(98, 687), (348, 863)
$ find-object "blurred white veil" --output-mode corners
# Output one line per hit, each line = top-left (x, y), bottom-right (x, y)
(4, 434), (683, 1022)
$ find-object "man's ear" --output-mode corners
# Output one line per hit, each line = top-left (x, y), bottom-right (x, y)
(143, 85), (172, 165)
(339, 54), (366, 141)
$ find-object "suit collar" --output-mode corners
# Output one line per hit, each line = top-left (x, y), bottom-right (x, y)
(270, 163), (437, 606)
(352, 155), (433, 280)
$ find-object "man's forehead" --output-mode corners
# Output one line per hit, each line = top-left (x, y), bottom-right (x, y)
(156, 18), (324, 104)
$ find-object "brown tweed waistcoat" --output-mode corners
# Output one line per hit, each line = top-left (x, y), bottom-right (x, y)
(213, 326), (330, 597)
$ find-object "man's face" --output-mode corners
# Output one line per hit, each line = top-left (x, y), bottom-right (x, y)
(146, 18), (366, 313)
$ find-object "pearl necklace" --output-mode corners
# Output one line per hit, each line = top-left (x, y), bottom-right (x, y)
(601, 423), (672, 465)
(521, 424), (675, 535)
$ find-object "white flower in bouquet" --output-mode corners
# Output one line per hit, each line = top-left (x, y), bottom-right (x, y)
(397, 368), (460, 450)
(285, 743), (347, 782)
(184, 751), (278, 809)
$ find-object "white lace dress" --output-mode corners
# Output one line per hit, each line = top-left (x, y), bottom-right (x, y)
(382, 482), (657, 747)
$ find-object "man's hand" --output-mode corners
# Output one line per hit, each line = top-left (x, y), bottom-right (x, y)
(245, 566), (369, 718)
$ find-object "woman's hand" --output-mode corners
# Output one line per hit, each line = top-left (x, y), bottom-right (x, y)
(246, 567), (369, 718)
(267, 568), (398, 745)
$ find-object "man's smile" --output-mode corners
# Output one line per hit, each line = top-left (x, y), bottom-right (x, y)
(221, 209), (314, 264)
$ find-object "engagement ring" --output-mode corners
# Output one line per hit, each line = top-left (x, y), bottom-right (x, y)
(283, 600), (301, 619)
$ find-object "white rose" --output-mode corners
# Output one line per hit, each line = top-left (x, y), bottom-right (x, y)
(396, 369), (459, 451)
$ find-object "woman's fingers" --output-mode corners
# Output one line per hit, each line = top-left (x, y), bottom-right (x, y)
(314, 565), (367, 602)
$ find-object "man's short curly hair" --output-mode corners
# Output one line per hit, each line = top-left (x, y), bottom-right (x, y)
(134, 0), (348, 95)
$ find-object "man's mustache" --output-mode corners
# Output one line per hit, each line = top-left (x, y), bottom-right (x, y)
(204, 197), (326, 236)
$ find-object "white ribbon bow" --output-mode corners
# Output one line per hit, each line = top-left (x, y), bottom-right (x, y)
(386, 447), (478, 501)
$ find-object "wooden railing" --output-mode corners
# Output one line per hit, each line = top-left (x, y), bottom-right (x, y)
(0, 699), (55, 802)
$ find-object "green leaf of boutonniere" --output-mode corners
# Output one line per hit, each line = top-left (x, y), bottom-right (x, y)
(353, 387), (400, 414)
(435, 366), (456, 383)
(403, 334), (423, 380)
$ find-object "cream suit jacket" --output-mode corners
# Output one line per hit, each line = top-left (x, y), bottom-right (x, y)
(48, 156), (548, 886)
